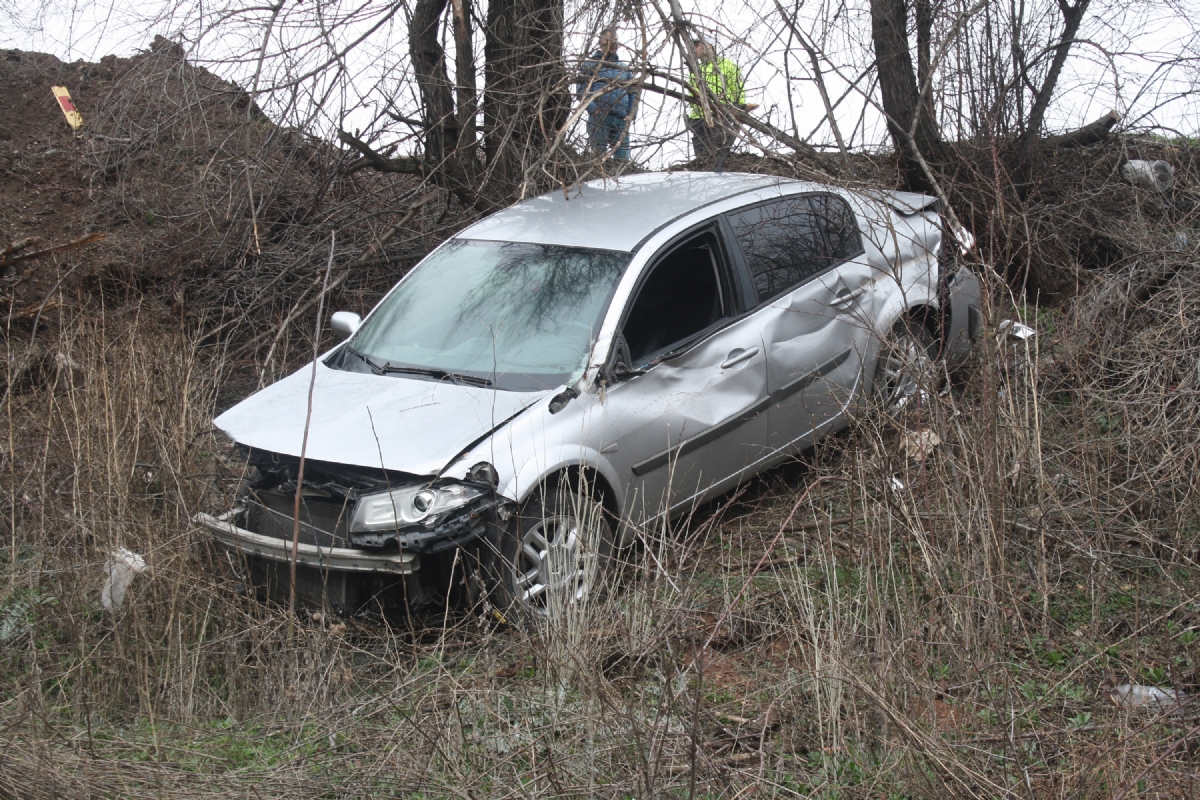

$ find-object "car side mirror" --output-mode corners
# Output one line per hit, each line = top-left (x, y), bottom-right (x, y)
(330, 311), (361, 338)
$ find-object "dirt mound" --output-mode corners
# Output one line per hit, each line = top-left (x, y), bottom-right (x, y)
(4, 36), (1196, 373)
(0, 42), (249, 315)
(0, 48), (113, 308)
(0, 39), (467, 373)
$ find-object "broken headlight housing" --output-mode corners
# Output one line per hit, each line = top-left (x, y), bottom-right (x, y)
(350, 483), (485, 532)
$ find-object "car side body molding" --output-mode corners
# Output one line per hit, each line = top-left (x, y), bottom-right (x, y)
(631, 348), (851, 476)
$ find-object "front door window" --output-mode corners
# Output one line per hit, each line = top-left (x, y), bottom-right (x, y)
(622, 231), (730, 366)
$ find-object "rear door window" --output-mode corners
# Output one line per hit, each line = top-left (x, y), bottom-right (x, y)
(725, 194), (863, 305)
(813, 194), (864, 262)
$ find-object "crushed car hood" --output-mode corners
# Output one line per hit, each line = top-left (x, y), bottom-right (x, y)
(214, 360), (551, 475)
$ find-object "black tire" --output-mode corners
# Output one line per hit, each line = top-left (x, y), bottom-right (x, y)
(873, 317), (937, 413)
(492, 481), (615, 621)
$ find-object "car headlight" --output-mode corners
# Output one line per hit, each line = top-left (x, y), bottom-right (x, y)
(350, 483), (485, 532)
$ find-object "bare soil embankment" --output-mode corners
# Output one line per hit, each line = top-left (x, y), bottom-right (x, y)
(2, 38), (464, 388)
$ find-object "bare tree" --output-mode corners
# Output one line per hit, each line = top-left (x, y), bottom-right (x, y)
(1011, 0), (1092, 183)
(334, 0), (569, 210)
(870, 0), (947, 190)
(863, 0), (1131, 192)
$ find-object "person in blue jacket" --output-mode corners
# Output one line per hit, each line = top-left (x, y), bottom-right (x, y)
(576, 28), (636, 163)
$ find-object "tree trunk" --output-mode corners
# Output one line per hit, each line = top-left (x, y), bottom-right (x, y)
(450, 0), (477, 158)
(870, 0), (944, 192)
(409, 0), (457, 170)
(1048, 110), (1119, 148)
(1014, 0), (1092, 182)
(484, 0), (567, 195)
(914, 0), (935, 125)
(347, 0), (569, 208)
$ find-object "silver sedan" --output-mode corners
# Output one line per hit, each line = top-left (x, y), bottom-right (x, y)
(198, 171), (980, 616)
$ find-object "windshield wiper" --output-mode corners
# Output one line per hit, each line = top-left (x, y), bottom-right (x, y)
(343, 346), (386, 375)
(377, 365), (494, 387)
(343, 347), (493, 387)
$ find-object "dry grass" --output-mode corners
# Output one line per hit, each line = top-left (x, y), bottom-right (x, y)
(2, 260), (1199, 798)
(4, 131), (1200, 795)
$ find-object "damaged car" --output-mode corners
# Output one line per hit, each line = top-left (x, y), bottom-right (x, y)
(197, 171), (981, 617)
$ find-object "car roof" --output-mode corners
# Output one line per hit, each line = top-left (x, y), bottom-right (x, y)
(454, 171), (796, 252)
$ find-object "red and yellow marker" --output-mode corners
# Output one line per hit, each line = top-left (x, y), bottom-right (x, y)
(51, 86), (83, 129)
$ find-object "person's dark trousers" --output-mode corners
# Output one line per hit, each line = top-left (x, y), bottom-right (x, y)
(588, 113), (631, 161)
(687, 117), (736, 166)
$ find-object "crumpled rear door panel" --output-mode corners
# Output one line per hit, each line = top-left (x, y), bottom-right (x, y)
(761, 256), (881, 450)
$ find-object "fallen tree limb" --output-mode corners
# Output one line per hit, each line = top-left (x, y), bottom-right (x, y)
(2, 237), (42, 259)
(1048, 109), (1120, 149)
(638, 77), (840, 177)
(338, 129), (426, 175)
(0, 232), (106, 269)
(338, 129), (489, 211)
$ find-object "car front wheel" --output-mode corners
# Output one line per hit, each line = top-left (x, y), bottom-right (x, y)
(494, 482), (614, 621)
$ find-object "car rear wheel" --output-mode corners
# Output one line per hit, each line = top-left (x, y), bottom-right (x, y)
(874, 317), (937, 413)
(493, 482), (614, 621)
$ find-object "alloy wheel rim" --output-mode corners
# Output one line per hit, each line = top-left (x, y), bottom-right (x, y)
(515, 514), (594, 615)
(879, 333), (933, 411)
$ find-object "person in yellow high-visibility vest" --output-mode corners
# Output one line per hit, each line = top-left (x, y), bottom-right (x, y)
(687, 37), (745, 165)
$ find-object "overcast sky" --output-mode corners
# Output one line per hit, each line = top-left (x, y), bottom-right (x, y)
(5, 0), (1198, 168)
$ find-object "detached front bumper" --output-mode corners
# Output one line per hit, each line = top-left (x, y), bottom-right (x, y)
(196, 509), (418, 575)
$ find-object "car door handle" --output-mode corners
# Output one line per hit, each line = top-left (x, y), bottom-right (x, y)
(830, 286), (865, 311)
(720, 347), (760, 369)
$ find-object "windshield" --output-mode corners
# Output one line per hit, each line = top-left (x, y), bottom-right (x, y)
(340, 240), (631, 391)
